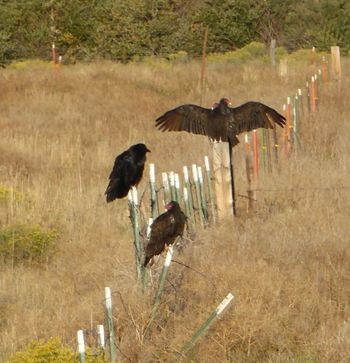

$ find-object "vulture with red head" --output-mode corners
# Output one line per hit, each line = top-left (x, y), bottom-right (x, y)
(155, 98), (286, 147)
(144, 201), (186, 267)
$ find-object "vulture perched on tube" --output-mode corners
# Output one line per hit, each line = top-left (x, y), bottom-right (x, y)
(105, 143), (150, 202)
(155, 98), (286, 146)
(144, 201), (186, 267)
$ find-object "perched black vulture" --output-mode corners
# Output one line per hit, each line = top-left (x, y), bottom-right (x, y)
(155, 98), (286, 147)
(144, 201), (186, 267)
(105, 143), (150, 202)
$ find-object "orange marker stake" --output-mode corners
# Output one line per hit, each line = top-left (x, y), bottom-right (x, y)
(52, 43), (56, 64)
(252, 129), (259, 179)
(244, 133), (253, 212)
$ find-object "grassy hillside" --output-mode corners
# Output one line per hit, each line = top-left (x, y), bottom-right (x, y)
(0, 57), (349, 362)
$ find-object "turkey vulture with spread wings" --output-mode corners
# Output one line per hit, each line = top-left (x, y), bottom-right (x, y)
(144, 201), (186, 267)
(105, 143), (150, 202)
(155, 98), (286, 146)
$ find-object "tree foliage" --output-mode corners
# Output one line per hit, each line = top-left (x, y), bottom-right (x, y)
(1, 0), (349, 64)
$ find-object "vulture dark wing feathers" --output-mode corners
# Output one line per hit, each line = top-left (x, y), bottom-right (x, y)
(230, 101), (286, 134)
(105, 143), (150, 202)
(155, 98), (286, 146)
(144, 201), (186, 267)
(155, 104), (212, 137)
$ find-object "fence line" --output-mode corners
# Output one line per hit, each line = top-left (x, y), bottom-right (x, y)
(73, 46), (343, 361)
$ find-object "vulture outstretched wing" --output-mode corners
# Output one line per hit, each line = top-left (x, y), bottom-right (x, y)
(155, 99), (285, 146)
(155, 104), (212, 137)
(230, 101), (286, 134)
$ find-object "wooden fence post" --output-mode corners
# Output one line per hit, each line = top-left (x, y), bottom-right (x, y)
(331, 46), (341, 80)
(212, 142), (233, 220)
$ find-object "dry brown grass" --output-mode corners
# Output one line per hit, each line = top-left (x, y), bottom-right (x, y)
(0, 58), (349, 362)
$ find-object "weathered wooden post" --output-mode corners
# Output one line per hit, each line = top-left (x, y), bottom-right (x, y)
(212, 142), (234, 219)
(331, 46), (341, 80)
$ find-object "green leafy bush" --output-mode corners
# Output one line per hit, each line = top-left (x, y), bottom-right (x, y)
(7, 337), (105, 363)
(0, 225), (58, 265)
